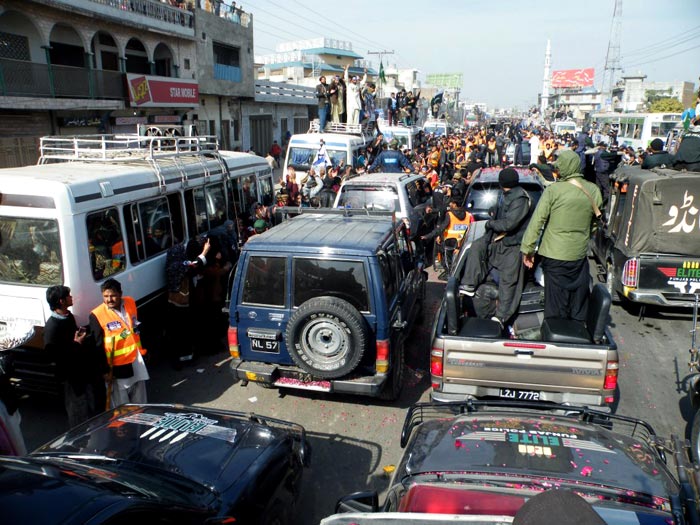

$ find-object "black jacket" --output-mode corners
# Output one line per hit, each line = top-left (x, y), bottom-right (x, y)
(485, 185), (532, 247)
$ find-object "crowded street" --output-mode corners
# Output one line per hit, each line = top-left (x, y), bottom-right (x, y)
(1, 0), (699, 524)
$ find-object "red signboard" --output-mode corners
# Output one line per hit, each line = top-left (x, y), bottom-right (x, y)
(551, 68), (595, 88)
(126, 74), (199, 108)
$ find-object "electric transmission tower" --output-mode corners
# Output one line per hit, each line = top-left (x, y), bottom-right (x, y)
(601, 0), (623, 111)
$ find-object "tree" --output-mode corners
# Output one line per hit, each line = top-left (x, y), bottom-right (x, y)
(648, 97), (683, 113)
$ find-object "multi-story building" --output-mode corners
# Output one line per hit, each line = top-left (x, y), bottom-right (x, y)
(0, 0), (316, 167)
(0, 0), (204, 167)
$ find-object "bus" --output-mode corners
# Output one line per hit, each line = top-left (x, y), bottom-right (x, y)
(0, 129), (273, 394)
(592, 112), (682, 150)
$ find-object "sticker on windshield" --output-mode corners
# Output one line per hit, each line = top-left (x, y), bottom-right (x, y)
(120, 412), (237, 445)
(455, 426), (613, 456)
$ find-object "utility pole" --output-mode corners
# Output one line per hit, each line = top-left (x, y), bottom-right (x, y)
(540, 39), (551, 117)
(367, 49), (394, 99)
(601, 0), (623, 112)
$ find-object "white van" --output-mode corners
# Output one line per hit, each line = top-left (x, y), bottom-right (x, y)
(380, 124), (424, 152)
(552, 120), (577, 136)
(422, 118), (450, 137)
(0, 130), (273, 394)
(283, 120), (375, 183)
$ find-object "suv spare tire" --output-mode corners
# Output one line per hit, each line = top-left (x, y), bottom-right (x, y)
(285, 296), (367, 379)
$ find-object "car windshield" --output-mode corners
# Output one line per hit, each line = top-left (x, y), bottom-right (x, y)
(0, 216), (62, 285)
(404, 416), (679, 507)
(288, 146), (345, 170)
(423, 126), (445, 136)
(336, 186), (400, 212)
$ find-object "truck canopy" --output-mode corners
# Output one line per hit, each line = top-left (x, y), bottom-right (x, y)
(612, 166), (700, 257)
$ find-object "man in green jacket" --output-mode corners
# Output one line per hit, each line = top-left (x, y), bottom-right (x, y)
(521, 150), (602, 321)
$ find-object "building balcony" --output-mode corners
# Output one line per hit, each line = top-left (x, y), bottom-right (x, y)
(33, 0), (195, 38)
(0, 58), (126, 100)
(214, 63), (241, 82)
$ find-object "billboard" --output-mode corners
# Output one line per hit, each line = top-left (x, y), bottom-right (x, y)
(426, 73), (463, 88)
(126, 74), (199, 108)
(551, 68), (595, 88)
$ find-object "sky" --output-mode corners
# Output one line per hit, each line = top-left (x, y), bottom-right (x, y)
(248, 0), (700, 109)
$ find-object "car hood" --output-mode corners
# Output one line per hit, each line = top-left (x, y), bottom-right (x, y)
(398, 412), (678, 507)
(32, 404), (303, 497)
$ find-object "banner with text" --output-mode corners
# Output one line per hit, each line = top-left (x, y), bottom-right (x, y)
(127, 74), (199, 108)
(551, 68), (595, 88)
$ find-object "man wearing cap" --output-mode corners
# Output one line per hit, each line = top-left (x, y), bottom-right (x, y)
(344, 64), (366, 125)
(521, 150), (602, 322)
(368, 139), (413, 173)
(641, 138), (672, 170)
(459, 167), (532, 328)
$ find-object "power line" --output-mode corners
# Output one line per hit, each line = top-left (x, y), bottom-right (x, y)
(623, 25), (700, 56)
(623, 42), (700, 68)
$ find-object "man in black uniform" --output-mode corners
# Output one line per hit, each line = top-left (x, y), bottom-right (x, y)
(459, 167), (532, 328)
(368, 139), (413, 173)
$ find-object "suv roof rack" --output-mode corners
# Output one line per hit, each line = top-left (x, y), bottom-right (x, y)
(308, 119), (375, 141)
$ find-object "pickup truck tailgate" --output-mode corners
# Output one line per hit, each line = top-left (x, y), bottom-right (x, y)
(441, 337), (611, 393)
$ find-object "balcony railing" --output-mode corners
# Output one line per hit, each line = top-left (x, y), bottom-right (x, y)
(74, 0), (194, 29)
(0, 59), (126, 100)
(214, 63), (241, 82)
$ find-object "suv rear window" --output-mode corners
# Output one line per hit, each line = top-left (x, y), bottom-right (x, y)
(293, 258), (369, 312)
(336, 186), (399, 212)
(242, 256), (286, 306)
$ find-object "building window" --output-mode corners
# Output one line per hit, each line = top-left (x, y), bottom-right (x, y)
(184, 58), (190, 70)
(0, 31), (30, 61)
(213, 42), (241, 82)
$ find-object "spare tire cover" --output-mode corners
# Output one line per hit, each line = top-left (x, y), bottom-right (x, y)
(285, 296), (367, 379)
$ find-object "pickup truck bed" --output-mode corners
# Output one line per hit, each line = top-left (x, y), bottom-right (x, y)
(430, 276), (618, 410)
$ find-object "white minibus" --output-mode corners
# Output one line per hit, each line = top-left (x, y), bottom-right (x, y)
(0, 131), (273, 393)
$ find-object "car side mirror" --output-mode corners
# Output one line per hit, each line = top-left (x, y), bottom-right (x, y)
(334, 491), (380, 514)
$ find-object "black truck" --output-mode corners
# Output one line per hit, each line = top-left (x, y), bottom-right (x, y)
(592, 165), (700, 308)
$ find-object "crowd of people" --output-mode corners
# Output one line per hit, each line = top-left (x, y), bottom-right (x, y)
(16, 97), (699, 444)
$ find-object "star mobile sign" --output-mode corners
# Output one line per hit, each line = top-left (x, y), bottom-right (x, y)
(126, 74), (199, 108)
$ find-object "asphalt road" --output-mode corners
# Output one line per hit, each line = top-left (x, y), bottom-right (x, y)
(16, 265), (696, 525)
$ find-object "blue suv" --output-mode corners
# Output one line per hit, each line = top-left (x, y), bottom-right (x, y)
(227, 211), (426, 400)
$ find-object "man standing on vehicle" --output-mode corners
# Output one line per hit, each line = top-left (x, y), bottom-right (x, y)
(44, 286), (107, 426)
(89, 278), (149, 408)
(521, 150), (603, 322)
(641, 138), (672, 170)
(344, 65), (365, 126)
(368, 139), (413, 173)
(459, 168), (532, 328)
(315, 75), (331, 132)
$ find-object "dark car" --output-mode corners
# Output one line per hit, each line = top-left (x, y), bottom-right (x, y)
(228, 210), (426, 400)
(323, 401), (700, 525)
(1, 404), (309, 525)
(464, 166), (543, 221)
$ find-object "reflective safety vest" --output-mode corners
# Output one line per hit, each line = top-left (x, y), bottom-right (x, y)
(444, 211), (472, 243)
(91, 296), (146, 366)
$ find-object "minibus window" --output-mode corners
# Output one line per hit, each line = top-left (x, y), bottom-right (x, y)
(139, 197), (173, 257)
(87, 208), (125, 281)
(0, 217), (62, 285)
(206, 184), (227, 230)
(257, 174), (274, 206)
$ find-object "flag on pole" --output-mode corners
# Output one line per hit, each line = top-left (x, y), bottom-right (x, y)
(379, 61), (386, 84)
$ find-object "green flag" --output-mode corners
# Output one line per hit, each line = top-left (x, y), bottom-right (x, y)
(379, 61), (386, 84)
